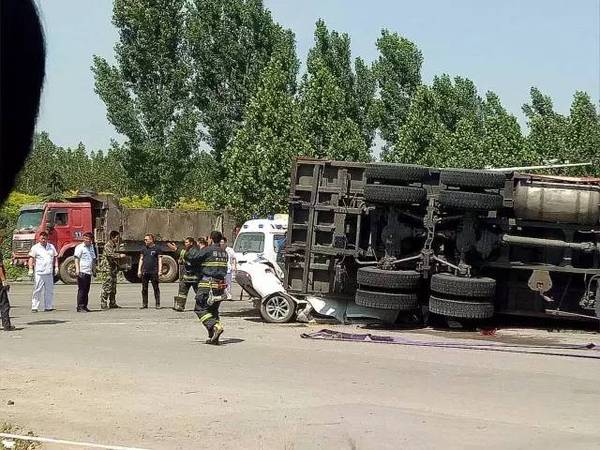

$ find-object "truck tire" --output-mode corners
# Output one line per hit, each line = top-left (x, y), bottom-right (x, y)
(439, 190), (503, 211)
(440, 169), (506, 189)
(430, 273), (496, 298)
(366, 163), (430, 183)
(357, 267), (421, 290)
(59, 256), (78, 285)
(355, 289), (419, 311)
(429, 295), (494, 319)
(365, 184), (427, 205)
(260, 293), (296, 323)
(124, 269), (141, 283)
(159, 255), (179, 283)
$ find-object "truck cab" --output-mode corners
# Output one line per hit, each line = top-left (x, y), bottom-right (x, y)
(11, 204), (44, 264)
(12, 201), (94, 283)
(233, 215), (288, 271)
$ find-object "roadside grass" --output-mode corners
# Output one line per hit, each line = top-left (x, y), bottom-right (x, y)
(0, 423), (40, 450)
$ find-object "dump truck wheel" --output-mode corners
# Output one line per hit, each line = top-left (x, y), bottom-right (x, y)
(124, 269), (141, 283)
(428, 295), (494, 319)
(365, 184), (427, 205)
(355, 289), (419, 311)
(357, 267), (421, 290)
(430, 273), (496, 298)
(440, 169), (506, 189)
(159, 255), (179, 283)
(59, 256), (78, 285)
(366, 163), (430, 183)
(439, 190), (503, 210)
(260, 293), (296, 323)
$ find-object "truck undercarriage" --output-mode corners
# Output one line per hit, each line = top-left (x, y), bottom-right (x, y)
(284, 158), (600, 326)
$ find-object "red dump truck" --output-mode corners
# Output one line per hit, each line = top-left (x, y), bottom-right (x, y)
(11, 193), (235, 284)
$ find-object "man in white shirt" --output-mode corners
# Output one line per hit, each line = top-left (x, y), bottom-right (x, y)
(220, 237), (237, 300)
(74, 232), (96, 312)
(28, 231), (58, 312)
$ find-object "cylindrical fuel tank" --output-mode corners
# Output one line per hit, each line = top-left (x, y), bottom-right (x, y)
(513, 183), (600, 225)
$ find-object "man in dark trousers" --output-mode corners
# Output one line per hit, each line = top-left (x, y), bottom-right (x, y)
(168, 237), (206, 312)
(0, 234), (15, 331)
(74, 232), (96, 312)
(138, 233), (162, 309)
(185, 230), (228, 344)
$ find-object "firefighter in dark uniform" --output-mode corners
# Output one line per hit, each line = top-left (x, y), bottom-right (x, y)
(168, 237), (204, 312)
(185, 230), (228, 345)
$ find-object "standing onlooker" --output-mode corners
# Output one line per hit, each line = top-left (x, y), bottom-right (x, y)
(99, 231), (125, 309)
(28, 231), (58, 312)
(74, 232), (96, 312)
(220, 237), (237, 300)
(138, 234), (162, 309)
(0, 234), (15, 331)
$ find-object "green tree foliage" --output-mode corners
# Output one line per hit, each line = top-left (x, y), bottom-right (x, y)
(16, 132), (56, 194)
(119, 194), (155, 208)
(16, 133), (130, 196)
(186, 0), (295, 162)
(92, 0), (196, 205)
(479, 92), (528, 168)
(299, 57), (368, 161)
(372, 30), (423, 151)
(42, 170), (66, 202)
(565, 91), (600, 175)
(390, 80), (465, 166)
(304, 20), (377, 151)
(522, 87), (568, 164)
(222, 54), (310, 219)
(388, 75), (527, 168)
(431, 75), (482, 133)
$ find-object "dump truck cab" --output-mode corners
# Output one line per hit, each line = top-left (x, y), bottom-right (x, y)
(11, 204), (44, 264)
(12, 200), (94, 283)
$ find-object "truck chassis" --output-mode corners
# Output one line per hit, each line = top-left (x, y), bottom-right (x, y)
(284, 158), (600, 325)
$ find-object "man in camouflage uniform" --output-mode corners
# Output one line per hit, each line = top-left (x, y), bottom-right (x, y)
(99, 230), (124, 309)
(185, 230), (228, 345)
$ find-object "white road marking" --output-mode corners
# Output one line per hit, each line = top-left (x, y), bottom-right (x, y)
(0, 432), (149, 450)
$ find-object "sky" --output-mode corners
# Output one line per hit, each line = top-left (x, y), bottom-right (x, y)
(35, 0), (600, 151)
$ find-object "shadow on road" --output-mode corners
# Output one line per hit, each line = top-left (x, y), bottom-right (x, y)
(219, 338), (245, 345)
(25, 320), (69, 326)
(220, 309), (259, 319)
(243, 318), (263, 323)
(192, 337), (245, 345)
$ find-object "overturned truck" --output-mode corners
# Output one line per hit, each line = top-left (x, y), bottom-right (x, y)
(284, 158), (600, 325)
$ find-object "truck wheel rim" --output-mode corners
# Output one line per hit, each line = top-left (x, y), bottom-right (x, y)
(67, 261), (76, 277)
(266, 296), (289, 320)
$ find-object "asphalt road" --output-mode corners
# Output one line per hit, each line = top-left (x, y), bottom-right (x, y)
(1, 282), (600, 450)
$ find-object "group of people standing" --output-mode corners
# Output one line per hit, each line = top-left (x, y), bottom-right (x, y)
(169, 235), (236, 312)
(0, 229), (237, 344)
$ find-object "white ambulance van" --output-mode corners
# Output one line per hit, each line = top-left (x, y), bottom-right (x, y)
(233, 214), (288, 270)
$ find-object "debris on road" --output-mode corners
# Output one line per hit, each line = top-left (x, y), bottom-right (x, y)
(301, 329), (600, 359)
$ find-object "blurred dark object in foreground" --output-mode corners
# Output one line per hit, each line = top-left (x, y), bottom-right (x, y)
(0, 0), (46, 204)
